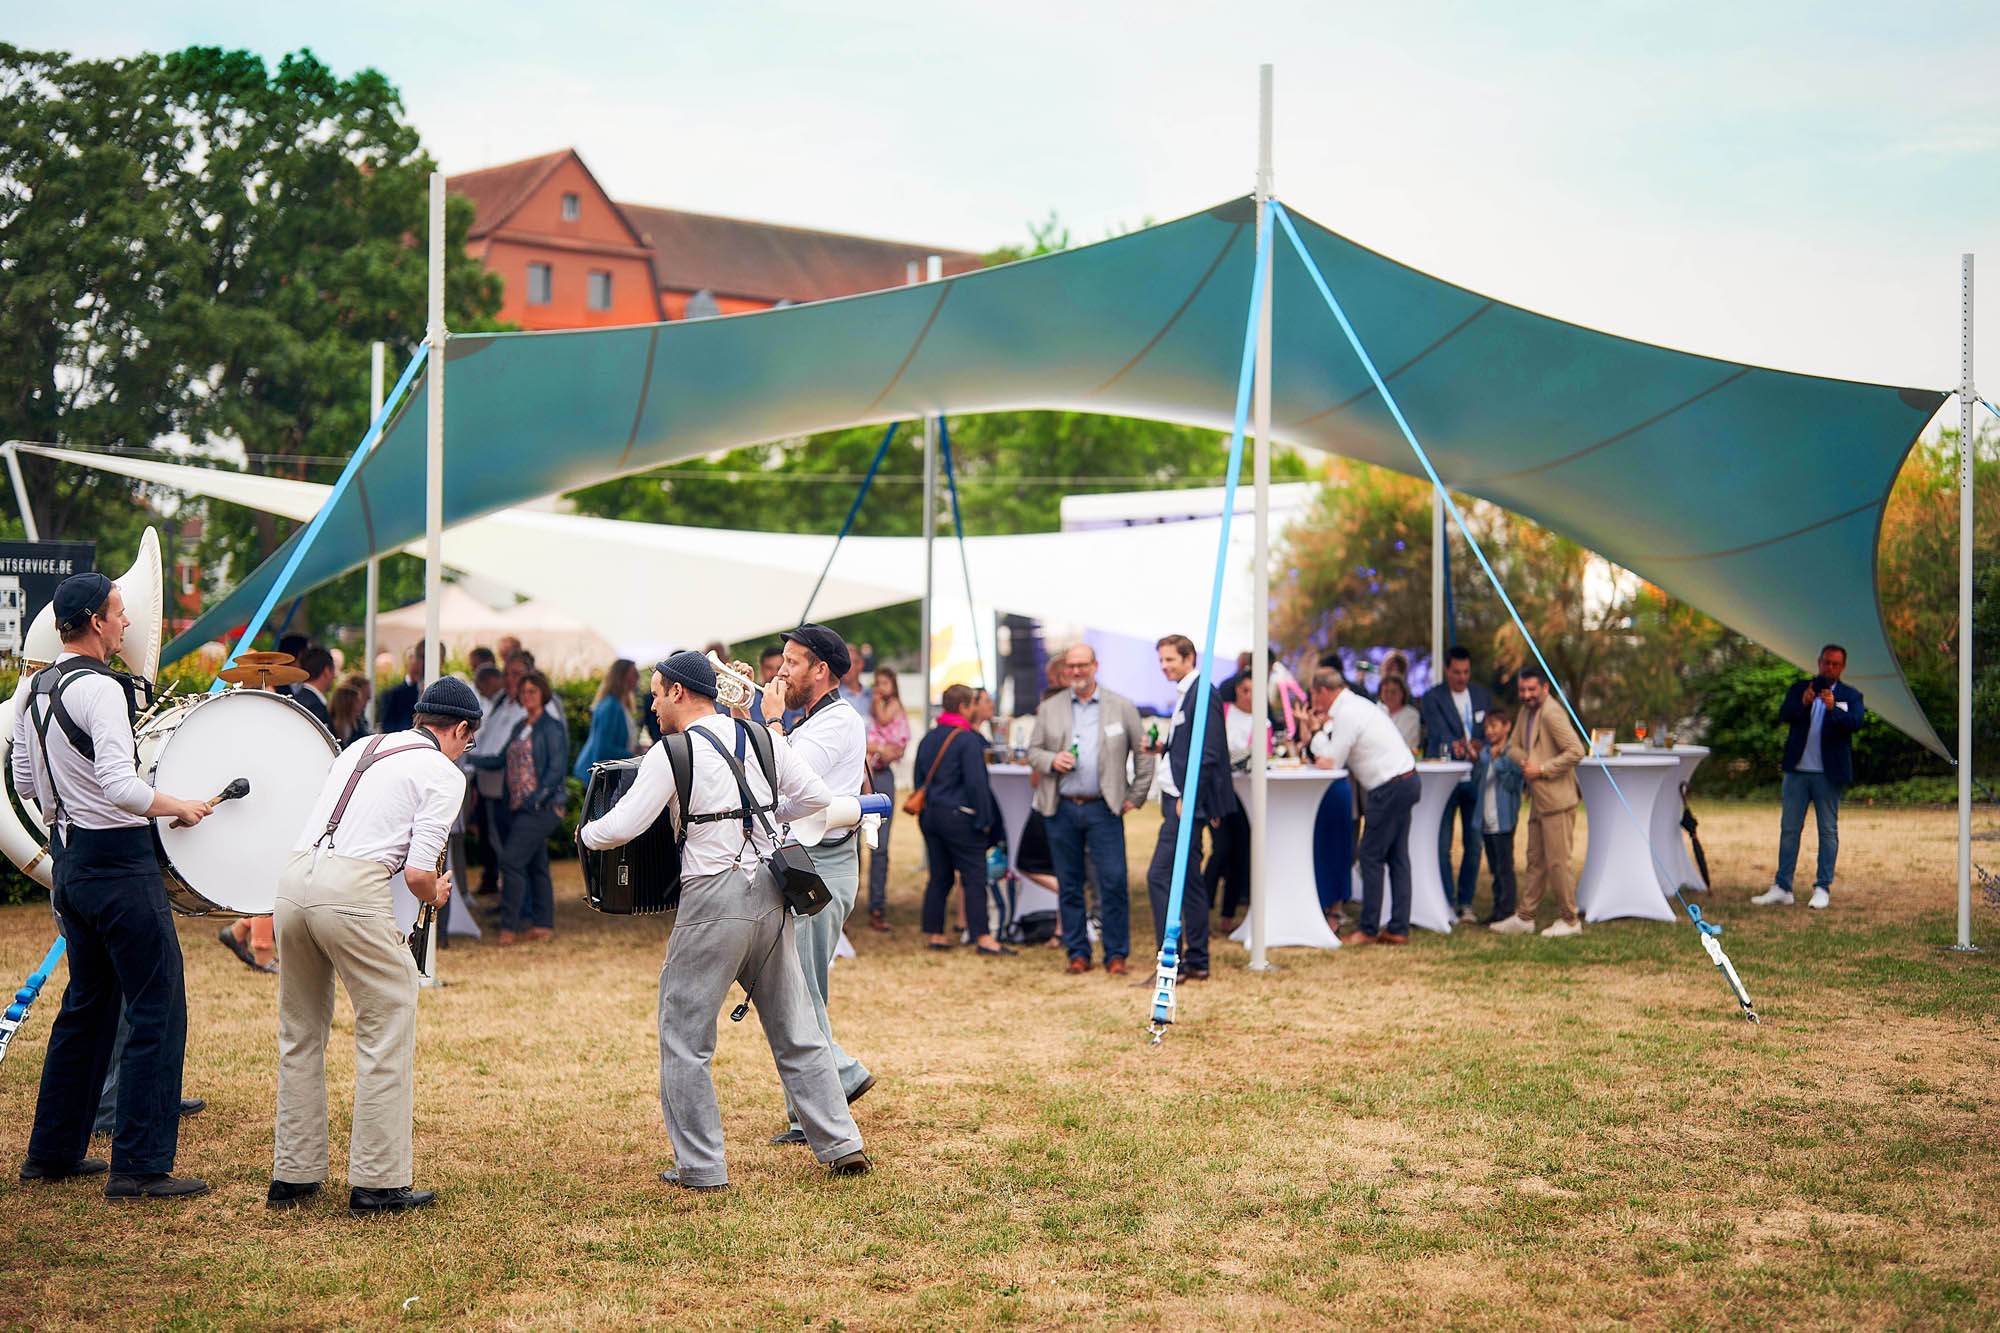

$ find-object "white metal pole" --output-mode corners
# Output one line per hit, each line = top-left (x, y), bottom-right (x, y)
(423, 175), (446, 691)
(364, 340), (385, 725)
(2, 445), (38, 542)
(1955, 254), (1976, 951)
(1249, 63), (1276, 971)
(1432, 491), (1446, 672)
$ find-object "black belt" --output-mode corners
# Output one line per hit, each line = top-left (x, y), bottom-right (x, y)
(1061, 794), (1101, 804)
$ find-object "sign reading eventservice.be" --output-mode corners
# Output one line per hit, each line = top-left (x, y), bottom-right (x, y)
(0, 541), (96, 657)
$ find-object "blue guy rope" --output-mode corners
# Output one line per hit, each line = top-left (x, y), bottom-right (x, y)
(936, 415), (986, 688)
(1272, 201), (1760, 1024)
(799, 420), (901, 625)
(211, 343), (431, 693)
(1149, 195), (1274, 1043)
(0, 935), (67, 1066)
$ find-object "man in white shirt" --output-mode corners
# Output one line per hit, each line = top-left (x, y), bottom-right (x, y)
(580, 651), (869, 1190)
(1144, 634), (1237, 980)
(1306, 666), (1420, 945)
(269, 678), (480, 1217)
(14, 574), (216, 1200)
(764, 625), (875, 1146)
(466, 665), (509, 893)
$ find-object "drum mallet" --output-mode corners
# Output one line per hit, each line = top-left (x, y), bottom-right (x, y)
(172, 777), (249, 828)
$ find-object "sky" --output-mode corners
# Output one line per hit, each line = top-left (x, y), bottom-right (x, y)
(15, 1), (2000, 404)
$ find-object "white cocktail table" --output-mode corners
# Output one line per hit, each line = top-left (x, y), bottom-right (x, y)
(1227, 766), (1347, 949)
(987, 763), (1058, 918)
(1574, 754), (1682, 922)
(1614, 744), (1711, 894)
(1354, 760), (1471, 935)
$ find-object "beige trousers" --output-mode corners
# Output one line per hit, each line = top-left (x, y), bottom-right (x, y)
(1519, 807), (1579, 926)
(272, 849), (419, 1189)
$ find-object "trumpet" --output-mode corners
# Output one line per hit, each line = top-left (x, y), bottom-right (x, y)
(706, 652), (757, 712)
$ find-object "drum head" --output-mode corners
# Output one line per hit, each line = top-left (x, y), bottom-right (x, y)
(150, 691), (337, 916)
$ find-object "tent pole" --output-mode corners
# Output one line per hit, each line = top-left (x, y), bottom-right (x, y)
(2, 444), (38, 542)
(365, 340), (384, 726)
(917, 257), (939, 726)
(423, 174), (445, 691)
(1431, 491), (1445, 675)
(1248, 62), (1276, 972)
(1955, 254), (1977, 951)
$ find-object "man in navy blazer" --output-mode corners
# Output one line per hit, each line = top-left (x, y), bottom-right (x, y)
(1145, 635), (1239, 982)
(1753, 644), (1865, 911)
(1419, 646), (1494, 920)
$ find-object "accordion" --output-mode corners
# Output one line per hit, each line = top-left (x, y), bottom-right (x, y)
(580, 757), (683, 914)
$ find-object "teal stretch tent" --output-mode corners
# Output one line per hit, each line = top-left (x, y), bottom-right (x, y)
(165, 196), (1950, 755)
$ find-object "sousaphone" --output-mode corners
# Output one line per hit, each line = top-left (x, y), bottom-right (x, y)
(0, 529), (163, 887)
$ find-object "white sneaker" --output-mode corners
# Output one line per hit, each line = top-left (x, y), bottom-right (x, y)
(1750, 886), (1794, 906)
(1457, 907), (1479, 925)
(1488, 915), (1535, 935)
(1542, 918), (1583, 938)
(1808, 888), (1830, 910)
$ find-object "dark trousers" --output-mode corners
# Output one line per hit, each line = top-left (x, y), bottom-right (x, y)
(1438, 779), (1484, 910)
(1482, 830), (1517, 922)
(30, 826), (187, 1175)
(920, 806), (988, 936)
(1204, 808), (1252, 918)
(867, 765), (895, 915)
(1147, 794), (1212, 971)
(476, 795), (510, 889)
(497, 805), (559, 931)
(1313, 776), (1356, 911)
(1357, 773), (1420, 938)
(1046, 797), (1130, 962)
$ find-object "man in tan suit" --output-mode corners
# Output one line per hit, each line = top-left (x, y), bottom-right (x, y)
(1028, 644), (1155, 974)
(1491, 664), (1588, 937)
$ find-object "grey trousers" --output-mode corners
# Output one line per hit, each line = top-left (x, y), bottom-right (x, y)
(273, 850), (420, 1190)
(659, 862), (863, 1187)
(782, 840), (871, 1127)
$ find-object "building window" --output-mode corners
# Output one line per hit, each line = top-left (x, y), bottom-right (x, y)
(588, 270), (613, 311)
(561, 193), (579, 222)
(527, 262), (552, 305)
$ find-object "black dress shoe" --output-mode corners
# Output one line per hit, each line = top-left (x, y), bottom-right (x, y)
(657, 1169), (727, 1192)
(768, 1127), (808, 1145)
(105, 1172), (208, 1200)
(180, 1098), (206, 1117)
(846, 1074), (876, 1105)
(267, 1180), (323, 1210)
(348, 1185), (437, 1216)
(20, 1157), (108, 1182)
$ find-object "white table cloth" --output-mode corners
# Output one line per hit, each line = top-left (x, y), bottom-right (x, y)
(1225, 766), (1347, 949)
(1574, 754), (1682, 922)
(986, 763), (1059, 918)
(1354, 760), (1470, 935)
(1614, 744), (1711, 894)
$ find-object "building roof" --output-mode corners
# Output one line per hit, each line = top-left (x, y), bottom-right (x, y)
(619, 202), (983, 305)
(449, 149), (577, 240)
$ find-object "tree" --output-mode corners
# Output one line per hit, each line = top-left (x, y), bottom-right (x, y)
(0, 44), (504, 633)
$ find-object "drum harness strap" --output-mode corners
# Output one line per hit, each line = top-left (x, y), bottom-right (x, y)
(312, 731), (443, 874)
(25, 656), (144, 836)
(662, 719), (794, 1024)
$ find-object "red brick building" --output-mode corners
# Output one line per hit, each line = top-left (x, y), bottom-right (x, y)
(448, 149), (984, 329)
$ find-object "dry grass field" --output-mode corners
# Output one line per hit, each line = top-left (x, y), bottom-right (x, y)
(2, 799), (1998, 1331)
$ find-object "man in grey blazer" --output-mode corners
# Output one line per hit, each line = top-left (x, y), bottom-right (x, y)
(1028, 644), (1155, 975)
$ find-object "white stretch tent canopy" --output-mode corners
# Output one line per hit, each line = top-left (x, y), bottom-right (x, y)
(371, 586), (616, 679)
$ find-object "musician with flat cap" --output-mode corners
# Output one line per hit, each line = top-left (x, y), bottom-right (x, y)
(14, 572), (215, 1200)
(580, 650), (870, 1190)
(267, 677), (481, 1217)
(764, 623), (875, 1146)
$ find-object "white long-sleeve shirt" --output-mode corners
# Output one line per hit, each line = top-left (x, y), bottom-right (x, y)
(777, 691), (865, 822)
(1308, 687), (1418, 790)
(290, 734), (467, 874)
(579, 714), (831, 877)
(10, 653), (153, 831)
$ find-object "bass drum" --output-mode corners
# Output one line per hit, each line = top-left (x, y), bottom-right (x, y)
(581, 756), (682, 915)
(135, 689), (338, 917)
